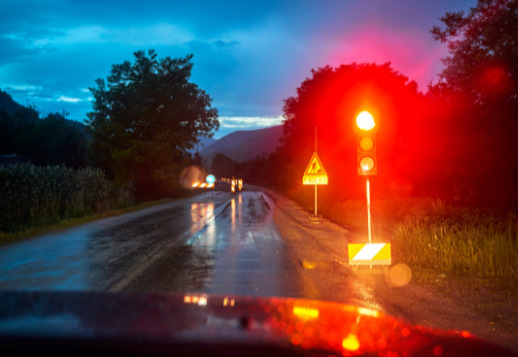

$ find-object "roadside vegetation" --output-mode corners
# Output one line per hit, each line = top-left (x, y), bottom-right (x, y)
(0, 50), (217, 241)
(294, 191), (518, 291)
(392, 207), (518, 286)
(0, 163), (134, 242)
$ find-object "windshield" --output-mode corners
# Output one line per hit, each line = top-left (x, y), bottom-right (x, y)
(0, 0), (517, 356)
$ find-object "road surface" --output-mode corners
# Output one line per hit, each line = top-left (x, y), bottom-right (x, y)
(0, 190), (289, 293)
(0, 188), (363, 302)
(0, 186), (516, 352)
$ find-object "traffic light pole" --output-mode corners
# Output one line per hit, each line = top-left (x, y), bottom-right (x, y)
(314, 127), (318, 216)
(366, 177), (372, 244)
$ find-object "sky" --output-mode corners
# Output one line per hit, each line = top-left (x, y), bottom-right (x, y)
(0, 0), (476, 138)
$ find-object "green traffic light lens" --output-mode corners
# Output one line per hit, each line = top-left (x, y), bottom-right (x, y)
(360, 157), (375, 172)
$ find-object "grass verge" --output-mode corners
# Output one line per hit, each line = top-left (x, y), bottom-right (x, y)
(294, 193), (518, 293)
(0, 197), (176, 246)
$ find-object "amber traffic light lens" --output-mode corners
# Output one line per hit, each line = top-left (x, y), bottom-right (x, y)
(359, 136), (374, 151)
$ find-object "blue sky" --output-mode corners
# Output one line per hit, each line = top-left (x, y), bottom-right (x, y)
(0, 0), (475, 138)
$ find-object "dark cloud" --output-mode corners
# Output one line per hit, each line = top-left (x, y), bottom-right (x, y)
(0, 37), (40, 65)
(213, 40), (240, 49)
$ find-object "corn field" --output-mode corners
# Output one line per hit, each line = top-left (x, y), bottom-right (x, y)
(0, 163), (132, 233)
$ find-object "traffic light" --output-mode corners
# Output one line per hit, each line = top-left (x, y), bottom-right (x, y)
(356, 111), (377, 176)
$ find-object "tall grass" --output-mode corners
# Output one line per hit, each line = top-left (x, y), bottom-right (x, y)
(299, 192), (518, 284)
(0, 163), (133, 233)
(326, 197), (444, 238)
(392, 208), (518, 281)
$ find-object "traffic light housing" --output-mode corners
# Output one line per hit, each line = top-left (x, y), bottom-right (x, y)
(356, 111), (377, 176)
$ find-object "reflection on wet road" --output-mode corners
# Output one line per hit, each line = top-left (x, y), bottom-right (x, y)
(185, 192), (298, 296)
(0, 190), (301, 297)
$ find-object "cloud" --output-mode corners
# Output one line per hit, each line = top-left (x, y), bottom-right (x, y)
(110, 23), (194, 46)
(218, 116), (284, 129)
(4, 22), (194, 51)
(57, 96), (82, 103)
(0, 36), (41, 65)
(33, 26), (105, 47)
(4, 85), (43, 93)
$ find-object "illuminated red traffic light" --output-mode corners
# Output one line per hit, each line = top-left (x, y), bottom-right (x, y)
(356, 111), (375, 131)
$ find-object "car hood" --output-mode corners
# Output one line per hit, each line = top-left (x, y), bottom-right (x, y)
(0, 291), (515, 356)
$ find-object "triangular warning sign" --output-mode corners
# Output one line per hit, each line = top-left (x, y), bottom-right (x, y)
(304, 152), (327, 176)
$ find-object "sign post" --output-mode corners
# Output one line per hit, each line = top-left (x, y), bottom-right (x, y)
(206, 174), (215, 199)
(303, 152), (328, 222)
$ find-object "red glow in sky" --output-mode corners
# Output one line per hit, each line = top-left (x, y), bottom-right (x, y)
(326, 25), (448, 91)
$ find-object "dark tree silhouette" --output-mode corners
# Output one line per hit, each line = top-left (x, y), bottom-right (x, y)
(279, 63), (425, 200)
(429, 0), (518, 208)
(87, 50), (219, 200)
(0, 90), (87, 168)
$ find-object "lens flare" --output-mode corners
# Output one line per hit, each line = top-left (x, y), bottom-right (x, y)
(385, 263), (412, 287)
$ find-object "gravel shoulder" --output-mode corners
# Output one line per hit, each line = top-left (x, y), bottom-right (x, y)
(253, 186), (518, 354)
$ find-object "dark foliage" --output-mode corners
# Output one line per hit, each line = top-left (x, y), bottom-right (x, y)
(277, 63), (425, 201)
(428, 0), (518, 209)
(210, 153), (237, 179)
(87, 50), (219, 201)
(0, 90), (87, 168)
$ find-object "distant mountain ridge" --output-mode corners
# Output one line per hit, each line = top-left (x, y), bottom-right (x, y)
(199, 125), (283, 165)
(189, 136), (217, 154)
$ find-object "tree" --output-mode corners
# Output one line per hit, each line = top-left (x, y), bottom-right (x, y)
(209, 153), (236, 179)
(429, 0), (518, 208)
(87, 50), (219, 200)
(431, 0), (518, 105)
(0, 95), (87, 168)
(279, 63), (425, 200)
(27, 112), (87, 168)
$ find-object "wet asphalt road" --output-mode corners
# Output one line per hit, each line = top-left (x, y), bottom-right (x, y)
(0, 189), (303, 296)
(2, 187), (516, 353)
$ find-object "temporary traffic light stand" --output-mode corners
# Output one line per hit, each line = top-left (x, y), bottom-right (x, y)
(348, 110), (391, 268)
(348, 177), (392, 268)
(366, 177), (372, 244)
